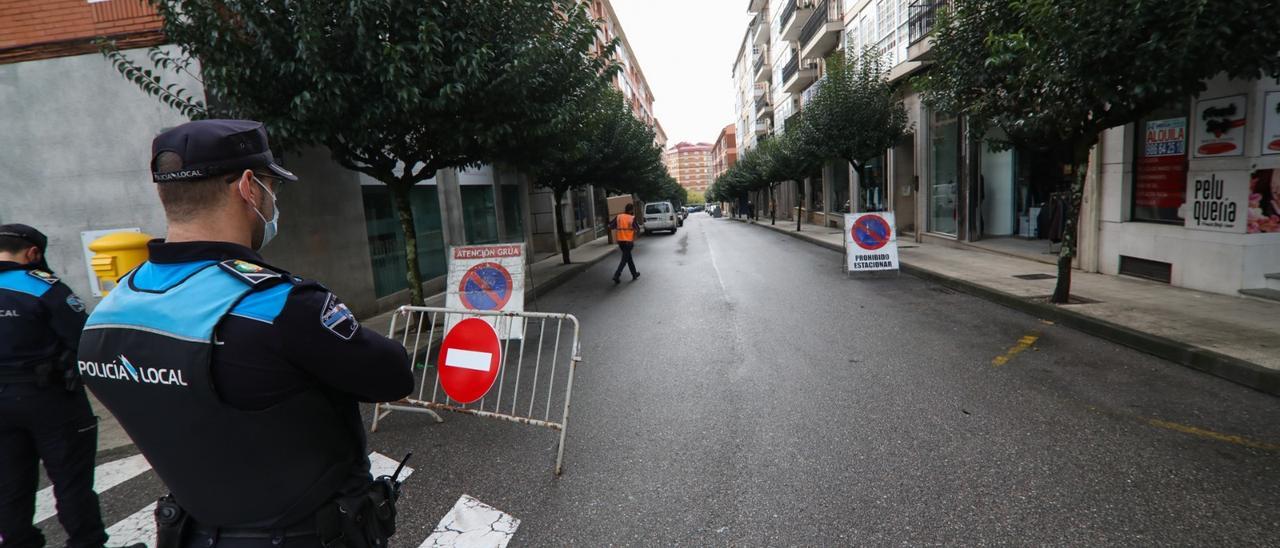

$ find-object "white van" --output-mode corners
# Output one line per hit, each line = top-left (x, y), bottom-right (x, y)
(643, 201), (678, 234)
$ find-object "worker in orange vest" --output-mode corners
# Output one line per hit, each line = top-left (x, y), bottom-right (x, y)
(610, 203), (642, 284)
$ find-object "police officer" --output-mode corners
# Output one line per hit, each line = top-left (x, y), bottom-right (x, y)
(78, 120), (414, 547)
(0, 224), (126, 548)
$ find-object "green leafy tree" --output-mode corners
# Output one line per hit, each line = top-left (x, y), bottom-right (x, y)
(686, 190), (706, 205)
(800, 47), (910, 193)
(102, 0), (611, 305)
(918, 0), (1280, 303)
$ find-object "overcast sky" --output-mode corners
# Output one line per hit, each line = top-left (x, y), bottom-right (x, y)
(611, 0), (753, 147)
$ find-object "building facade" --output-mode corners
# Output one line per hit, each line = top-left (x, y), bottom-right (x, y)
(665, 142), (715, 192)
(731, 0), (1280, 300)
(711, 124), (739, 180)
(1, 0), (663, 316)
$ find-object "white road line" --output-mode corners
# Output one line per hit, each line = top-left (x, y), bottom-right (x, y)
(101, 452), (412, 547)
(444, 349), (493, 372)
(104, 501), (157, 547)
(701, 220), (731, 300)
(420, 495), (520, 548)
(34, 453), (152, 524)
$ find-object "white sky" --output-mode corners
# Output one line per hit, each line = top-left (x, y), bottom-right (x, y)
(611, 0), (753, 146)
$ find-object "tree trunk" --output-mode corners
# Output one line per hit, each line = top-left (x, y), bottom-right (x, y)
(797, 185), (803, 232)
(770, 184), (777, 226)
(1051, 141), (1093, 304)
(553, 188), (571, 265)
(389, 181), (425, 306)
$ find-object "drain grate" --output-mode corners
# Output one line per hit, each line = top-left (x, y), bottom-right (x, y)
(1013, 273), (1057, 280)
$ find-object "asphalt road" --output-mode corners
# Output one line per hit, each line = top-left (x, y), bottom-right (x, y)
(49, 213), (1280, 546)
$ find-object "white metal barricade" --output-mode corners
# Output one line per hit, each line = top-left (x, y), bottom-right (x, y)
(370, 306), (582, 475)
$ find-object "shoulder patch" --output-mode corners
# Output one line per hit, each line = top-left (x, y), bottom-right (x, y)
(320, 292), (359, 340)
(27, 269), (58, 285)
(66, 294), (86, 313)
(218, 259), (284, 286)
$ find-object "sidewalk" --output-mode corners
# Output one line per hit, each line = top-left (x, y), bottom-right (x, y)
(734, 217), (1280, 396)
(363, 235), (618, 336)
(92, 237), (618, 453)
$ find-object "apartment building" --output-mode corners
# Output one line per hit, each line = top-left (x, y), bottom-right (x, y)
(711, 125), (739, 180)
(665, 142), (714, 192)
(732, 0), (1280, 300)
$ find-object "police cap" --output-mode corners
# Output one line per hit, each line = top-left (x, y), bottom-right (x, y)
(151, 119), (299, 183)
(0, 223), (48, 252)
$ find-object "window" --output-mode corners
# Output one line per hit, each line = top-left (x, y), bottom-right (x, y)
(361, 185), (447, 298)
(1132, 101), (1190, 224)
(461, 186), (499, 244)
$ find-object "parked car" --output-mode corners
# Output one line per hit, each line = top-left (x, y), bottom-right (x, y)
(643, 201), (679, 234)
(677, 207), (688, 224)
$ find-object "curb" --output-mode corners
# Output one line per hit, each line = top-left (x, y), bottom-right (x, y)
(740, 219), (1280, 397)
(525, 245), (619, 304)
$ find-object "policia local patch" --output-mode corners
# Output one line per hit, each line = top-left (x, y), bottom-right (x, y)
(321, 293), (358, 340)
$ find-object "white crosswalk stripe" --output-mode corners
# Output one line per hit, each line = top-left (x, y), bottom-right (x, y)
(98, 452), (416, 547)
(421, 495), (521, 548)
(34, 453), (152, 524)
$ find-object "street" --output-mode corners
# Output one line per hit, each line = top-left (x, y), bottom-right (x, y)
(52, 214), (1280, 546)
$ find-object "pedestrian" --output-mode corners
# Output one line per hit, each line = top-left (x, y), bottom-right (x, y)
(77, 120), (414, 548)
(0, 224), (138, 548)
(610, 203), (641, 284)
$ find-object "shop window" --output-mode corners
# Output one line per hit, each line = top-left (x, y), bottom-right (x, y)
(361, 185), (447, 298)
(461, 186), (499, 245)
(860, 156), (887, 212)
(930, 111), (960, 235)
(1132, 101), (1190, 224)
(832, 162), (850, 213)
(499, 184), (524, 243)
(574, 187), (592, 232)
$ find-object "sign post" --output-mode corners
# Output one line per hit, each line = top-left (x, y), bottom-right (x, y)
(446, 244), (526, 338)
(845, 212), (900, 274)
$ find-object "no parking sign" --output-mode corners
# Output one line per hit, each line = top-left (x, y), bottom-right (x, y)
(845, 212), (899, 272)
(446, 244), (525, 338)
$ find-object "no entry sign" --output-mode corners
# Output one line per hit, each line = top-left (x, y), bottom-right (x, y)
(438, 318), (502, 404)
(845, 212), (900, 272)
(447, 244), (525, 338)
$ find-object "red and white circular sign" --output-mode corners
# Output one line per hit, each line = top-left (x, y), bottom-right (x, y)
(437, 318), (502, 404)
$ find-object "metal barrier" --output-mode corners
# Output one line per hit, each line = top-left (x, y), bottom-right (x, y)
(370, 306), (582, 475)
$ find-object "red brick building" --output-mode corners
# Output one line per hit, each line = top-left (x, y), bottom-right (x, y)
(0, 0), (163, 64)
(711, 124), (737, 181)
(663, 142), (714, 192)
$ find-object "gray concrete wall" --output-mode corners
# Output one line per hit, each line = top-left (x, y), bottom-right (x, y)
(261, 148), (380, 317)
(0, 46), (200, 307)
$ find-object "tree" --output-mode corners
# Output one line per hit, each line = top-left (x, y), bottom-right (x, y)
(511, 83), (666, 264)
(918, 0), (1280, 303)
(686, 190), (706, 205)
(102, 0), (611, 305)
(799, 47), (910, 197)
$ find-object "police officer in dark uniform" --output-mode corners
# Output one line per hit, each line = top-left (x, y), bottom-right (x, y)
(0, 224), (125, 548)
(78, 120), (414, 547)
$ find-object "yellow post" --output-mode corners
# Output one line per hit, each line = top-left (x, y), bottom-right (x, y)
(88, 232), (154, 294)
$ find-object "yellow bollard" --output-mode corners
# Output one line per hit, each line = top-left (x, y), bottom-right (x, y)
(88, 232), (154, 294)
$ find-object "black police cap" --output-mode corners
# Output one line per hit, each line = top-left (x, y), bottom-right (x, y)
(0, 223), (48, 252)
(151, 119), (299, 183)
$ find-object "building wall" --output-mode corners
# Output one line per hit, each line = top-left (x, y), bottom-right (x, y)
(0, 46), (196, 307)
(0, 0), (163, 64)
(712, 124), (738, 180)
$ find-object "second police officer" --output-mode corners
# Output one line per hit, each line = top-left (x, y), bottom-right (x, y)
(77, 120), (415, 547)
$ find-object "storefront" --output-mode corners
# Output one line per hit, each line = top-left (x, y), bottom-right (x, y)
(928, 110), (960, 236)
(1097, 74), (1280, 297)
(361, 182), (448, 298)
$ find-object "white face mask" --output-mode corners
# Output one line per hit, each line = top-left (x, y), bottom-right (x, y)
(246, 175), (279, 250)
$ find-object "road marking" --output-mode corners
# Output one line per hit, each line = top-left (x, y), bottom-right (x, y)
(101, 452), (412, 547)
(701, 221), (730, 300)
(34, 453), (152, 524)
(992, 331), (1041, 367)
(1146, 419), (1280, 452)
(445, 348), (494, 372)
(421, 495), (520, 548)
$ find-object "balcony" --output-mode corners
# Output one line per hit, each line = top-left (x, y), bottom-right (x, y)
(778, 0), (816, 42)
(747, 0), (766, 13)
(782, 52), (818, 94)
(753, 11), (770, 46)
(907, 0), (950, 61)
(753, 48), (770, 82)
(799, 0), (842, 61)
(754, 118), (772, 135)
(755, 86), (772, 115)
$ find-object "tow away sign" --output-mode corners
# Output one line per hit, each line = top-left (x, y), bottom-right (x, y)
(446, 243), (525, 338)
(845, 212), (899, 272)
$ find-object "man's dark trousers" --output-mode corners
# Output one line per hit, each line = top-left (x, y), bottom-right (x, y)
(613, 242), (638, 280)
(0, 383), (105, 548)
